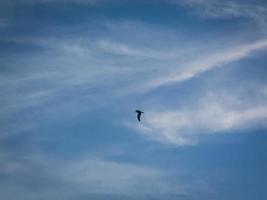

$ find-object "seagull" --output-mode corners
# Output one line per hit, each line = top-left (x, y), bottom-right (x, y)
(136, 110), (144, 122)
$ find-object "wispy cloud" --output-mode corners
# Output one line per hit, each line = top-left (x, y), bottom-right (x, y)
(0, 30), (179, 138)
(98, 40), (176, 59)
(139, 38), (267, 92)
(170, 0), (267, 24)
(1, 13), (267, 141)
(130, 90), (267, 145)
(0, 152), (182, 199)
(61, 157), (169, 195)
(2, 33), (267, 139)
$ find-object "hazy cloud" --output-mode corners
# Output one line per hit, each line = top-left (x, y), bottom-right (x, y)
(130, 90), (267, 145)
(140, 38), (267, 92)
(170, 0), (267, 24)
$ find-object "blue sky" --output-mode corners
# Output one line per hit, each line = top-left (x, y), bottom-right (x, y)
(0, 0), (267, 199)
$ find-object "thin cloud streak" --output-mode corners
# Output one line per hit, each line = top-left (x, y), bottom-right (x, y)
(0, 153), (183, 199)
(98, 40), (177, 59)
(2, 35), (267, 139)
(170, 0), (267, 24)
(1, 19), (267, 141)
(141, 38), (267, 91)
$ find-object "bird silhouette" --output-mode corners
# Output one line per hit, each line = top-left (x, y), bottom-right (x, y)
(136, 110), (144, 122)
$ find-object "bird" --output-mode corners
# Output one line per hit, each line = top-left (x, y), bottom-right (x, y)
(136, 110), (144, 122)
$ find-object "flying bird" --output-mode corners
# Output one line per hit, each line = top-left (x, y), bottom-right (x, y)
(136, 110), (144, 122)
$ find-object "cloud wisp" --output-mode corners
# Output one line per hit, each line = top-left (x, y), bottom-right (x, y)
(131, 91), (267, 145)
(139, 38), (267, 92)
(170, 0), (267, 24)
(1, 13), (267, 143)
(0, 153), (181, 199)
(2, 34), (267, 140)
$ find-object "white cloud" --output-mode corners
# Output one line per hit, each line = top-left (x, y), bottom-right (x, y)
(1, 20), (267, 140)
(0, 151), (216, 199)
(129, 92), (267, 146)
(98, 40), (176, 59)
(170, 0), (267, 24)
(61, 157), (170, 195)
(0, 153), (180, 199)
(139, 38), (267, 92)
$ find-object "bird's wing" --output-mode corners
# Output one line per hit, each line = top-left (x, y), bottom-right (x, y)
(137, 113), (141, 121)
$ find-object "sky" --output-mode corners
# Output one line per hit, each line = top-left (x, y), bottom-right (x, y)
(0, 0), (267, 199)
